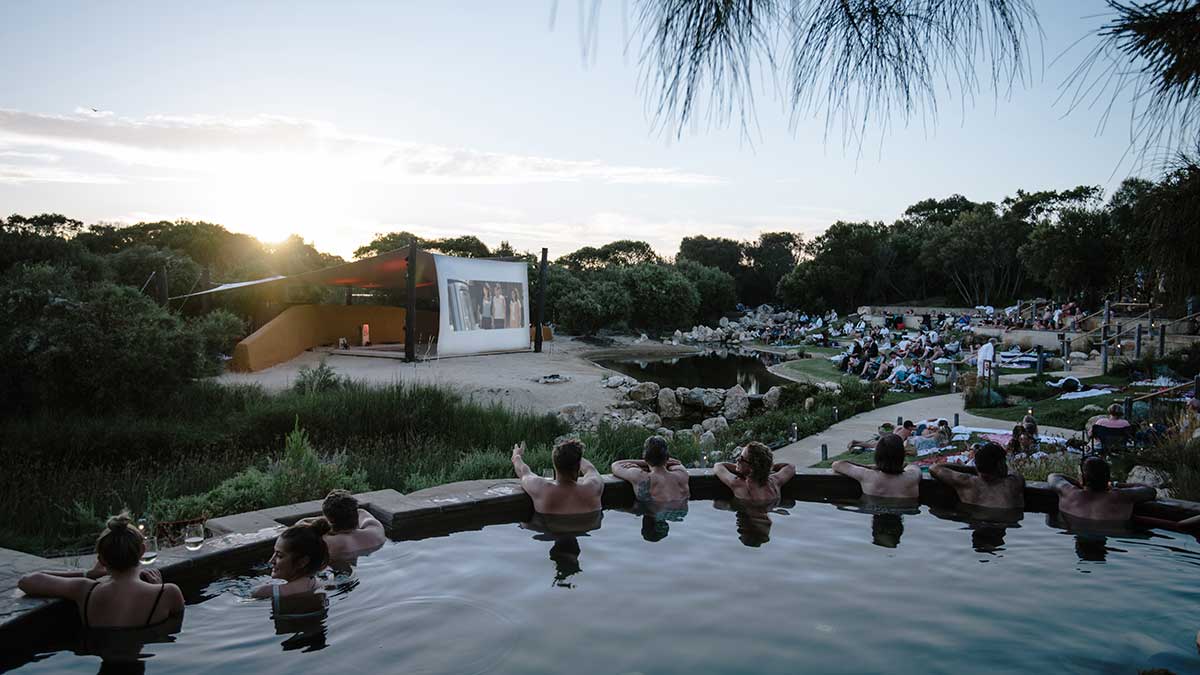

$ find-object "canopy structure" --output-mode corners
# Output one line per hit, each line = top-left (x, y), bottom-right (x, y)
(171, 248), (438, 300)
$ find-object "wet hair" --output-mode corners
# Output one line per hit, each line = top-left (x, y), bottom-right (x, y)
(974, 443), (1008, 482)
(1107, 403), (1124, 418)
(1082, 456), (1112, 492)
(643, 435), (670, 467)
(279, 521), (330, 576)
(96, 512), (144, 572)
(743, 441), (774, 486)
(322, 489), (359, 532)
(553, 439), (584, 482)
(874, 434), (906, 474)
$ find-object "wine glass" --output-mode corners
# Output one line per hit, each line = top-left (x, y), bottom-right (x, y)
(184, 523), (205, 551)
(140, 536), (159, 564)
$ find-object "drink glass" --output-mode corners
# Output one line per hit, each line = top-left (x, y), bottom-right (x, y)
(184, 523), (205, 551)
(140, 536), (159, 565)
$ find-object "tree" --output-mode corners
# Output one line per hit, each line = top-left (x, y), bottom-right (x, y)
(928, 206), (1028, 306)
(557, 240), (661, 271)
(778, 221), (886, 312)
(620, 264), (699, 330)
(354, 231), (427, 259)
(555, 278), (631, 334)
(426, 235), (490, 258)
(740, 232), (803, 305)
(676, 259), (737, 323)
(1, 213), (85, 238)
(1019, 208), (1122, 305)
(677, 235), (744, 276)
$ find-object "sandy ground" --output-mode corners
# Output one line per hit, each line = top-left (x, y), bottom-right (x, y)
(216, 337), (701, 416)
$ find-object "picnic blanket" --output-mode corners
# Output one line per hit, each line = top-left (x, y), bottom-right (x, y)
(1058, 388), (1113, 401)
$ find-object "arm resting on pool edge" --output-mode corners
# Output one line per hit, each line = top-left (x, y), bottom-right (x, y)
(770, 463), (796, 487)
(831, 460), (869, 481)
(1046, 473), (1077, 493)
(929, 464), (974, 486)
(611, 460), (648, 483)
(578, 459), (605, 492)
(713, 463), (744, 489)
(17, 572), (93, 600)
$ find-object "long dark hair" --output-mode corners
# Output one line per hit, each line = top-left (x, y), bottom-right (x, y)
(280, 521), (330, 575)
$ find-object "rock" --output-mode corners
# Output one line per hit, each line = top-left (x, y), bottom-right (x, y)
(637, 412), (663, 430)
(682, 387), (707, 408)
(1079, 404), (1105, 413)
(701, 388), (724, 411)
(627, 381), (661, 403)
(701, 416), (729, 433)
(657, 388), (682, 418)
(784, 350), (802, 361)
(719, 316), (730, 328)
(1089, 349), (1100, 358)
(655, 427), (675, 441)
(722, 385), (750, 420)
(675, 429), (695, 444)
(699, 430), (717, 451)
(804, 397), (816, 411)
(691, 424), (704, 435)
(1127, 465), (1168, 488)
(556, 402), (591, 429)
(1069, 351), (1089, 361)
(634, 333), (649, 344)
(763, 386), (783, 410)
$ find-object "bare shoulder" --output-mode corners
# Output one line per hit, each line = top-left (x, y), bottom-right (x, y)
(165, 583), (186, 611)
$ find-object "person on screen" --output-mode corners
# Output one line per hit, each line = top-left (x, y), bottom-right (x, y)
(1048, 456), (1156, 522)
(930, 442), (1024, 509)
(611, 435), (690, 503)
(831, 433), (921, 499)
(479, 284), (492, 329)
(508, 288), (523, 328)
(511, 439), (604, 514)
(713, 441), (795, 503)
(492, 283), (507, 329)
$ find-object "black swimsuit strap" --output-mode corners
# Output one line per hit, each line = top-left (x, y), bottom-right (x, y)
(82, 581), (98, 628)
(146, 583), (166, 626)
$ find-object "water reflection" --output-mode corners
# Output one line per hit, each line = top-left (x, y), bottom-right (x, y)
(715, 498), (794, 547)
(523, 511), (604, 589)
(837, 498), (920, 549)
(271, 591), (328, 652)
(594, 349), (790, 394)
(628, 499), (689, 543)
(928, 504), (1023, 555)
(76, 615), (184, 675)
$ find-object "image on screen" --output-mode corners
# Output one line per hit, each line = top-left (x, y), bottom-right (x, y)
(445, 279), (526, 332)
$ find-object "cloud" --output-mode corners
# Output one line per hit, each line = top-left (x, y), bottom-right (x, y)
(0, 164), (123, 185)
(0, 108), (721, 186)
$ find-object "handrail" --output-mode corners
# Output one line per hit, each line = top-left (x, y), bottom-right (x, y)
(1132, 380), (1194, 403)
(1156, 310), (1200, 329)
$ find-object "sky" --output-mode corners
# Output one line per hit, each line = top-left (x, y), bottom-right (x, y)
(0, 1), (1145, 261)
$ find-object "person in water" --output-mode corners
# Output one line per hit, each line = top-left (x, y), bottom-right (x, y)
(19, 513), (185, 629)
(611, 435), (690, 503)
(832, 433), (921, 499)
(512, 438), (604, 514)
(252, 521), (330, 601)
(930, 442), (1025, 509)
(1048, 456), (1156, 522)
(713, 441), (796, 502)
(298, 489), (386, 561)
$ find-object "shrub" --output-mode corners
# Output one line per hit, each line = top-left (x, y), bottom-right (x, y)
(293, 361), (347, 395)
(189, 308), (246, 373)
(676, 259), (737, 324)
(620, 264), (700, 331)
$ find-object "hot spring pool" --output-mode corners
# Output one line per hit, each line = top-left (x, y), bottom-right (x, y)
(9, 500), (1200, 674)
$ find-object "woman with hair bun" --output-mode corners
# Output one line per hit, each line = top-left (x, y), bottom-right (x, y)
(252, 521), (331, 604)
(18, 512), (185, 628)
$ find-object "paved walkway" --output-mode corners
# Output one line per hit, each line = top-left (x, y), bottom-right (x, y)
(774, 388), (1084, 469)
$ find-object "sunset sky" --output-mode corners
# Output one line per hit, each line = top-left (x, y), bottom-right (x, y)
(0, 1), (1143, 260)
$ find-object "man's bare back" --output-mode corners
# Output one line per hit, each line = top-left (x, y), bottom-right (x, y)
(512, 442), (603, 515)
(832, 461), (921, 499)
(611, 459), (690, 502)
(713, 443), (795, 504)
(931, 464), (1024, 509)
(1048, 474), (1155, 522)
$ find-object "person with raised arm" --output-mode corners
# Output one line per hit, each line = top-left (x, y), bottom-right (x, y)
(511, 438), (604, 515)
(1048, 456), (1156, 522)
(931, 442), (1025, 509)
(713, 441), (795, 503)
(298, 489), (386, 563)
(831, 433), (921, 499)
(611, 435), (690, 503)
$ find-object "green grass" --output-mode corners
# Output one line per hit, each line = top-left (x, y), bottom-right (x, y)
(965, 373), (1137, 431)
(779, 353), (951, 404)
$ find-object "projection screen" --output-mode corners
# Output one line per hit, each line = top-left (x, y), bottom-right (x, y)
(433, 254), (530, 356)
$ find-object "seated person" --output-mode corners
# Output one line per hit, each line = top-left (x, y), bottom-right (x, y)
(832, 433), (921, 499)
(512, 439), (604, 514)
(1005, 424), (1026, 455)
(1093, 403), (1132, 433)
(930, 442), (1025, 509)
(1022, 414), (1039, 437)
(907, 423), (950, 455)
(253, 522), (330, 633)
(300, 489), (386, 562)
(1048, 456), (1156, 522)
(611, 435), (690, 503)
(19, 513), (185, 629)
(713, 441), (796, 503)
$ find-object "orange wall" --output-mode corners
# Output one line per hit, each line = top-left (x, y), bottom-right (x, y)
(230, 305), (434, 372)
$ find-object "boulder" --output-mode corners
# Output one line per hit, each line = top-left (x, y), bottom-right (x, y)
(701, 388), (724, 411)
(699, 430), (717, 451)
(682, 387), (707, 408)
(763, 386), (783, 410)
(657, 388), (682, 418)
(722, 385), (750, 420)
(804, 397), (816, 411)
(556, 402), (591, 429)
(1079, 404), (1105, 413)
(1069, 351), (1089, 361)
(719, 316), (730, 328)
(655, 427), (675, 441)
(627, 381), (661, 404)
(637, 412), (663, 430)
(1126, 465), (1168, 488)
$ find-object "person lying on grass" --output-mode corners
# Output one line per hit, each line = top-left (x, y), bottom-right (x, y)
(19, 513), (185, 629)
(512, 438), (604, 515)
(930, 442), (1024, 510)
(713, 441), (796, 503)
(1048, 456), (1156, 523)
(611, 435), (690, 503)
(297, 489), (385, 563)
(832, 433), (921, 499)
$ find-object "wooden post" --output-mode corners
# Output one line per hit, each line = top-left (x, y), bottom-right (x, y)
(1036, 346), (1044, 376)
(1158, 323), (1166, 357)
(1123, 395), (1133, 420)
(534, 247), (548, 353)
(404, 242), (417, 363)
(953, 413), (960, 427)
(345, 287), (353, 306)
(820, 444), (828, 461)
(1101, 324), (1109, 375)
(1135, 323), (1143, 358)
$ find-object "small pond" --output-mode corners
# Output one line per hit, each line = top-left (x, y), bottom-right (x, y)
(12, 500), (1200, 673)
(594, 349), (791, 394)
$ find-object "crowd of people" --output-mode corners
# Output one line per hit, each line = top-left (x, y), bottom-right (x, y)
(16, 430), (1200, 665)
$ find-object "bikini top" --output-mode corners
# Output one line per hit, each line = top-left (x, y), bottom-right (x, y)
(83, 581), (166, 629)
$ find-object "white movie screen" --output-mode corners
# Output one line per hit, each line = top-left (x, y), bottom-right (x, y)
(445, 279), (526, 332)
